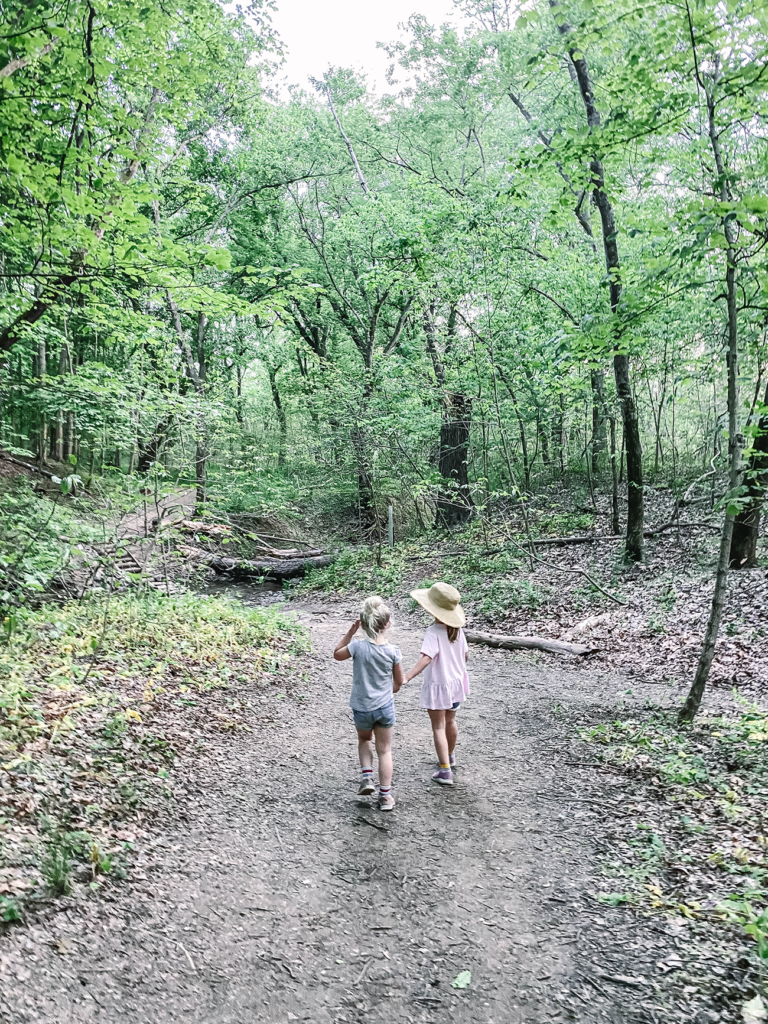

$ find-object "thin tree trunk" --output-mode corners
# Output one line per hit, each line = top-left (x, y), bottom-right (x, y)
(37, 339), (47, 464)
(556, 393), (566, 474)
(729, 381), (768, 568)
(609, 415), (620, 535)
(679, 75), (742, 724)
(557, 10), (644, 560)
(590, 368), (607, 474)
(435, 392), (473, 527)
(268, 364), (287, 466)
(55, 412), (64, 462)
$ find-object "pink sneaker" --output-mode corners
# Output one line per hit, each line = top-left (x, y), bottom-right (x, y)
(432, 768), (454, 786)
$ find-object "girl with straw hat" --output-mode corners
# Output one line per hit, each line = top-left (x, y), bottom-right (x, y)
(399, 582), (469, 786)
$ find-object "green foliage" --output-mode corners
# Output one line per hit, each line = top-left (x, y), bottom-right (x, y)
(0, 592), (305, 911)
(0, 480), (104, 607)
(3, 0), (766, 532)
(719, 899), (768, 962)
(40, 834), (75, 896)
(297, 548), (409, 598)
(0, 896), (21, 922)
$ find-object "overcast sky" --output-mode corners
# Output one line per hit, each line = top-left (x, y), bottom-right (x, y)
(269, 0), (463, 93)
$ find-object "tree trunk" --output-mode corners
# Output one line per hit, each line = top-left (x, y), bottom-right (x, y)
(590, 368), (607, 474)
(37, 339), (47, 464)
(729, 382), (768, 568)
(55, 412), (64, 461)
(137, 416), (172, 473)
(268, 364), (287, 466)
(555, 393), (566, 474)
(679, 77), (742, 724)
(558, 10), (644, 561)
(65, 411), (75, 461)
(609, 415), (620, 535)
(436, 392), (473, 528)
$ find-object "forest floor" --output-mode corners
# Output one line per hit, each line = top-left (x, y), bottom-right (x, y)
(1, 600), (759, 1024)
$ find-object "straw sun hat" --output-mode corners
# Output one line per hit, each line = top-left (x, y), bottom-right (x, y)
(410, 582), (465, 628)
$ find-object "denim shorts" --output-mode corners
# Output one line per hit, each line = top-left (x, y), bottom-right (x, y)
(352, 699), (396, 731)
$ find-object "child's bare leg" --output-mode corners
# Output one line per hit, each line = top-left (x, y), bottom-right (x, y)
(357, 730), (374, 770)
(428, 709), (450, 765)
(373, 726), (393, 789)
(445, 709), (458, 755)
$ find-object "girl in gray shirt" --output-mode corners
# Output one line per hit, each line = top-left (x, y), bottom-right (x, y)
(334, 596), (403, 811)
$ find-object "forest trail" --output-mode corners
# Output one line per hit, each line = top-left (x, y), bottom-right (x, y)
(6, 604), (678, 1024)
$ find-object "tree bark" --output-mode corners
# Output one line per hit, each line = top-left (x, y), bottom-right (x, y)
(268, 364), (287, 466)
(555, 8), (645, 561)
(679, 73), (742, 724)
(203, 553), (334, 581)
(436, 391), (473, 527)
(423, 304), (473, 527)
(37, 338), (47, 464)
(609, 414), (620, 534)
(465, 629), (594, 657)
(590, 368), (608, 474)
(729, 382), (768, 568)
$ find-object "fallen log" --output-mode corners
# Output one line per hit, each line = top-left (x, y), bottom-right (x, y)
(202, 553), (334, 581)
(180, 518), (232, 538)
(465, 629), (595, 657)
(529, 534), (611, 547)
(530, 521), (720, 547)
(1, 452), (62, 481)
(254, 545), (326, 559)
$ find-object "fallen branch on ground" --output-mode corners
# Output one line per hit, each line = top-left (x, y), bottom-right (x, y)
(186, 551), (334, 581)
(180, 519), (232, 538)
(466, 629), (595, 657)
(529, 521), (720, 547)
(253, 544), (326, 559)
(503, 534), (628, 606)
(1, 452), (61, 481)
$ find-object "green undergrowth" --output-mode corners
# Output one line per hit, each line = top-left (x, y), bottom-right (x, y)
(294, 539), (546, 624)
(0, 593), (305, 917)
(582, 708), (768, 971)
(0, 480), (105, 609)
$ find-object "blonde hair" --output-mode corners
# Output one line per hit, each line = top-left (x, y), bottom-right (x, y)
(446, 625), (459, 643)
(360, 595), (391, 639)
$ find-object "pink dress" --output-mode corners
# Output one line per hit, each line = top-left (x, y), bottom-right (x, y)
(419, 624), (470, 710)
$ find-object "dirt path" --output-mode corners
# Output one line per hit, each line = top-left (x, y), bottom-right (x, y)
(4, 604), (686, 1024)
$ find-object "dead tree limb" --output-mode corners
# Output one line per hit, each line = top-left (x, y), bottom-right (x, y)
(466, 630), (595, 657)
(530, 522), (720, 547)
(197, 553), (334, 581)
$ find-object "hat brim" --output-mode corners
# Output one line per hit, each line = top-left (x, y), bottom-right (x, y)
(410, 588), (466, 628)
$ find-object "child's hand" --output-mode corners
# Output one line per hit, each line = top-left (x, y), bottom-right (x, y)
(350, 618), (360, 634)
(393, 681), (401, 693)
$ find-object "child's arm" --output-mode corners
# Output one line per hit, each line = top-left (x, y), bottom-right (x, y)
(392, 661), (404, 693)
(333, 619), (360, 661)
(403, 654), (432, 684)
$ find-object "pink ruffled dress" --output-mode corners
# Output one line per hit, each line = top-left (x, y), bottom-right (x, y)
(418, 623), (470, 710)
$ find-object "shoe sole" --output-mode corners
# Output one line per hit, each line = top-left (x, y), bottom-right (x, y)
(432, 777), (454, 786)
(358, 784), (376, 796)
(379, 802), (395, 811)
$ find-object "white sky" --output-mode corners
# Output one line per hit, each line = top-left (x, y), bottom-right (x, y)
(269, 0), (463, 94)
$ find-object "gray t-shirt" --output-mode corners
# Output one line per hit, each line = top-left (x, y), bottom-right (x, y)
(348, 638), (402, 712)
